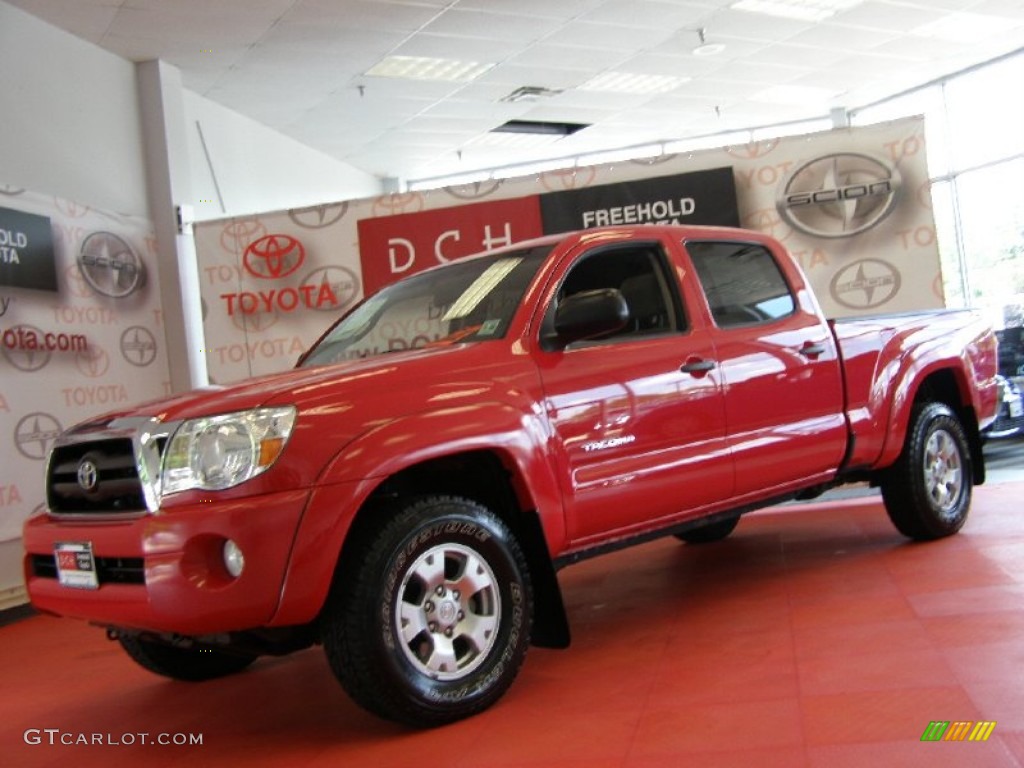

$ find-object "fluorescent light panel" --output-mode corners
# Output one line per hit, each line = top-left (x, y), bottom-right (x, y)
(731, 0), (862, 22)
(366, 55), (493, 82)
(579, 71), (692, 95)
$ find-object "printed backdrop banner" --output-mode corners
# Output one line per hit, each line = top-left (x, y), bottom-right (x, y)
(357, 195), (544, 296)
(0, 205), (58, 292)
(539, 166), (739, 234)
(193, 117), (940, 385)
(0, 185), (169, 542)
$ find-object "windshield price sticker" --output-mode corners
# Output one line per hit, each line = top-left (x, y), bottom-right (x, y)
(55, 542), (99, 590)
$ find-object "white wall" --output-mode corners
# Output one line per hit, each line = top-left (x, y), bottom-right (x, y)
(0, 2), (149, 217)
(184, 92), (382, 222)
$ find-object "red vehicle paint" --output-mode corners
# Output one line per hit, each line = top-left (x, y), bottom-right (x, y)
(24, 226), (999, 727)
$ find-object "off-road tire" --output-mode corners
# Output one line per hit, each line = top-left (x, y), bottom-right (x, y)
(881, 402), (973, 540)
(118, 634), (256, 681)
(323, 495), (533, 727)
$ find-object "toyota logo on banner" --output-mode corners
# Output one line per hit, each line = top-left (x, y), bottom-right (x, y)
(776, 153), (902, 239)
(242, 234), (306, 279)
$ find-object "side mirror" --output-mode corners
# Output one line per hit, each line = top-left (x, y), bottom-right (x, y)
(553, 288), (629, 347)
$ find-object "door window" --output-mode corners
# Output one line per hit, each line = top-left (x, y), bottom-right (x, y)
(547, 245), (685, 345)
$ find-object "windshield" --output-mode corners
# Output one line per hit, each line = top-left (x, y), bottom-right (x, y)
(300, 246), (551, 367)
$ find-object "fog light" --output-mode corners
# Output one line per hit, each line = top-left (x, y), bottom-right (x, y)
(223, 539), (245, 578)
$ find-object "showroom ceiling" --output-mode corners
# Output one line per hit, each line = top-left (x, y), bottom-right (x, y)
(7, 0), (1024, 183)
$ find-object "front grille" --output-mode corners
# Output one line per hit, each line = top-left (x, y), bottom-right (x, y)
(47, 438), (146, 514)
(30, 554), (145, 585)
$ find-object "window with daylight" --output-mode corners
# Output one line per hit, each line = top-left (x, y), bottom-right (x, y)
(852, 49), (1024, 331)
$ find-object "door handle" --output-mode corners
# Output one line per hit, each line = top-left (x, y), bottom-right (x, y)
(680, 358), (716, 375)
(799, 342), (827, 358)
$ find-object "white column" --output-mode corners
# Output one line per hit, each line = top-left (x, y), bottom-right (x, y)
(136, 59), (208, 392)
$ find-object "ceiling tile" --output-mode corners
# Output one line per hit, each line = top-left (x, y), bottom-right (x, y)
(421, 8), (566, 42)
(580, 1), (714, 30)
(828, 1), (945, 32)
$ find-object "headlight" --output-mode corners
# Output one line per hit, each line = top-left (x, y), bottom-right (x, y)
(161, 406), (297, 495)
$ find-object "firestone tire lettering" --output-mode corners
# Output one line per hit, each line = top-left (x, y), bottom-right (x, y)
(321, 496), (533, 727)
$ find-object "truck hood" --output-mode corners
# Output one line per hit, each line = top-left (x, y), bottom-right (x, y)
(85, 344), (487, 426)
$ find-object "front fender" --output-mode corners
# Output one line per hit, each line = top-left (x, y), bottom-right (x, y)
(269, 403), (564, 627)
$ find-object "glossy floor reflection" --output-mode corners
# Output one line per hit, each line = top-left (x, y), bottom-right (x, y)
(3, 482), (1023, 767)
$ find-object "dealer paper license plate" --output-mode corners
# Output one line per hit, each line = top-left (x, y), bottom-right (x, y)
(55, 542), (99, 590)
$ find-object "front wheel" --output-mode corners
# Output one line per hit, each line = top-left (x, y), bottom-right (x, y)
(323, 496), (533, 727)
(880, 402), (973, 540)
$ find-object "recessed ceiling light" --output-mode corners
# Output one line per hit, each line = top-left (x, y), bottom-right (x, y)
(731, 0), (863, 23)
(692, 28), (726, 57)
(579, 72), (691, 95)
(693, 43), (727, 56)
(466, 120), (589, 149)
(366, 55), (493, 82)
(750, 84), (840, 104)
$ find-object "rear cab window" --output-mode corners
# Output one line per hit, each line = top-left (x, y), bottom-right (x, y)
(684, 240), (796, 329)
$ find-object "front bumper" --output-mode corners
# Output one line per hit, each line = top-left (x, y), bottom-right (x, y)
(23, 488), (310, 635)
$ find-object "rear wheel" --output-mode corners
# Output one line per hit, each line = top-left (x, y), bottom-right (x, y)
(675, 515), (740, 544)
(323, 496), (533, 727)
(881, 402), (973, 540)
(118, 635), (256, 681)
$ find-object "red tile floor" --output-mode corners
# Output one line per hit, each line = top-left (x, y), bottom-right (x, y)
(2, 482), (1022, 767)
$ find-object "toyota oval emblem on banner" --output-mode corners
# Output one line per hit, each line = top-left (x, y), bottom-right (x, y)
(242, 234), (306, 280)
(776, 153), (902, 239)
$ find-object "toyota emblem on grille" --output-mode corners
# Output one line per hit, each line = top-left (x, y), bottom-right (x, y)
(77, 459), (99, 493)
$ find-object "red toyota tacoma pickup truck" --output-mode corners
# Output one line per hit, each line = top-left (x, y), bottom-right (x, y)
(24, 225), (999, 727)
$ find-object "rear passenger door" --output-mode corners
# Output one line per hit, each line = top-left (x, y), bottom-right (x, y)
(534, 238), (734, 545)
(683, 239), (847, 497)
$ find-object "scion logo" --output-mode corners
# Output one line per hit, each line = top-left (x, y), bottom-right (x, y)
(14, 412), (62, 460)
(120, 326), (158, 367)
(830, 259), (901, 310)
(299, 266), (360, 313)
(75, 344), (110, 378)
(288, 202), (349, 229)
(243, 235), (306, 280)
(78, 232), (145, 298)
(1, 324), (51, 371)
(777, 153), (902, 239)
(444, 180), (503, 200)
